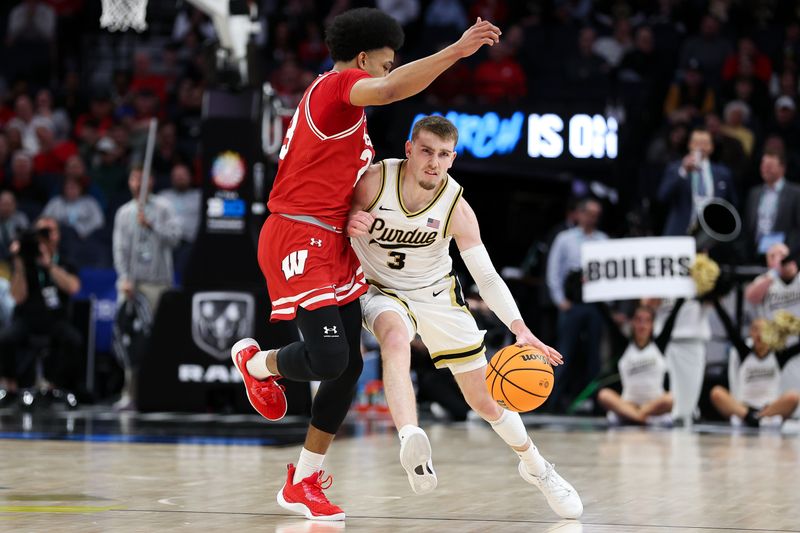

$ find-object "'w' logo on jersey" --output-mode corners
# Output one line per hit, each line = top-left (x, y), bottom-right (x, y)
(281, 250), (308, 280)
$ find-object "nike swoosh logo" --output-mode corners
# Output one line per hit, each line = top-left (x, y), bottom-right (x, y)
(378, 206), (394, 211)
(432, 289), (446, 297)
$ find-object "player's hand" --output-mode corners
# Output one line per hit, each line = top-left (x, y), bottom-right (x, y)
(346, 210), (375, 238)
(510, 321), (563, 366)
(452, 17), (501, 58)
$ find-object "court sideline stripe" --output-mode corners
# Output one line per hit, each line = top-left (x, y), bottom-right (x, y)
(104, 509), (800, 532)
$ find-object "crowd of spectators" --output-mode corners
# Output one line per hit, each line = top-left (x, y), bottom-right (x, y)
(0, 0), (799, 424)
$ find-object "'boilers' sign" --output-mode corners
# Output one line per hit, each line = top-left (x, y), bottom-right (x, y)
(581, 237), (696, 302)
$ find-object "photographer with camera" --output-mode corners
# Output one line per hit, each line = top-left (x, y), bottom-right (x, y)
(0, 217), (82, 404)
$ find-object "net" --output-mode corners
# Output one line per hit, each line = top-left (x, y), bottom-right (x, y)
(100, 0), (149, 32)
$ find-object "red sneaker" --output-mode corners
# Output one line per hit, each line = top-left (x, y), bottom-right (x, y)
(277, 464), (345, 521)
(230, 338), (287, 421)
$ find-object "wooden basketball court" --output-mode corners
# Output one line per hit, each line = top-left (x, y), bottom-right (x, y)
(1, 419), (798, 532)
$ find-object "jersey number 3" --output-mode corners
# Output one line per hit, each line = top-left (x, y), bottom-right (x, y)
(388, 251), (406, 270)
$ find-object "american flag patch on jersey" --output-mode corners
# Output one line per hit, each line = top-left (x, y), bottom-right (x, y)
(426, 218), (440, 229)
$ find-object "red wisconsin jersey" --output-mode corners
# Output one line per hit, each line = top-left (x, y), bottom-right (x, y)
(268, 69), (375, 228)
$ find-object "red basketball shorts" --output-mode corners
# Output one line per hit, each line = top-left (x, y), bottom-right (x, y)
(258, 215), (367, 321)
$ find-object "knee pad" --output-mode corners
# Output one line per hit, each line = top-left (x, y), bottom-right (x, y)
(307, 337), (349, 380)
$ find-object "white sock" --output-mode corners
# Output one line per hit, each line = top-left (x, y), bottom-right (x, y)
(245, 350), (276, 379)
(515, 440), (547, 476)
(398, 424), (422, 443)
(489, 410), (547, 476)
(293, 448), (325, 484)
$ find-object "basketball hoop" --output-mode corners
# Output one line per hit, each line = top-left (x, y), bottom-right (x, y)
(100, 0), (149, 32)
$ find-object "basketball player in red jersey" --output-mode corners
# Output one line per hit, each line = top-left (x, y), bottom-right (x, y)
(229, 8), (502, 521)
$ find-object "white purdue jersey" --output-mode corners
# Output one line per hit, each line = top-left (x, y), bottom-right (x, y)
(758, 274), (800, 320)
(352, 158), (463, 291)
(618, 343), (667, 405)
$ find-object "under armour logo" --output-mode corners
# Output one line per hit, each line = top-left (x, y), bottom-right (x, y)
(310, 238), (323, 247)
(323, 326), (338, 335)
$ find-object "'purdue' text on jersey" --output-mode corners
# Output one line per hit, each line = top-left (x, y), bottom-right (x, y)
(352, 159), (463, 291)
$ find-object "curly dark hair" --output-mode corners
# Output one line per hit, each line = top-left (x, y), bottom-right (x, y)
(325, 8), (405, 62)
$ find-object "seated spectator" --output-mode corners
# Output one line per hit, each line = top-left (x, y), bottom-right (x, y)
(619, 25), (659, 82)
(269, 58), (315, 109)
(5, 0), (56, 86)
(0, 217), (82, 395)
(592, 17), (632, 68)
(7, 94), (53, 155)
(598, 300), (685, 425)
(743, 149), (800, 261)
(32, 122), (78, 176)
(771, 70), (799, 102)
(663, 59), (715, 121)
(34, 88), (71, 141)
(41, 176), (104, 239)
(159, 163), (201, 277)
(73, 88), (114, 141)
(6, 152), (47, 215)
(0, 190), (30, 274)
(565, 27), (610, 87)
(297, 21), (329, 70)
(646, 121), (689, 169)
(63, 154), (91, 191)
(720, 100), (755, 157)
(426, 45), (472, 105)
(711, 301), (800, 427)
(678, 14), (731, 88)
(376, 0), (420, 28)
(722, 37), (772, 84)
(129, 50), (168, 107)
(473, 42), (527, 104)
(745, 244), (800, 320)
(423, 0), (468, 38)
(151, 123), (188, 192)
(767, 96), (800, 148)
(89, 136), (129, 207)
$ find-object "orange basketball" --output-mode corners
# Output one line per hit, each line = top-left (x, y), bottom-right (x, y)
(485, 345), (554, 412)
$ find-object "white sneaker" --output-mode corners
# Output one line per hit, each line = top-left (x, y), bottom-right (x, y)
(645, 414), (673, 427)
(519, 461), (583, 519)
(759, 415), (783, 429)
(399, 427), (437, 494)
(730, 415), (743, 427)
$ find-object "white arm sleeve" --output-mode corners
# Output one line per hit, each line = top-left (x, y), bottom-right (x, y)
(460, 244), (522, 330)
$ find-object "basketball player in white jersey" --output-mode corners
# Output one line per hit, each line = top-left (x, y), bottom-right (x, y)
(346, 116), (583, 519)
(710, 299), (800, 427)
(597, 300), (685, 425)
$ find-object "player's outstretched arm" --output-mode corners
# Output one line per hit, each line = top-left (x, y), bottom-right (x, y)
(450, 199), (563, 366)
(346, 163), (382, 237)
(349, 18), (501, 107)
